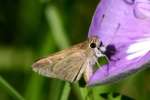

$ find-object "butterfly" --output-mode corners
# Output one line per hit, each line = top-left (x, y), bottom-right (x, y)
(32, 36), (107, 83)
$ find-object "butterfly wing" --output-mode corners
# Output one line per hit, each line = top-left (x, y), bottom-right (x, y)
(88, 0), (150, 85)
(32, 42), (88, 82)
(52, 51), (87, 82)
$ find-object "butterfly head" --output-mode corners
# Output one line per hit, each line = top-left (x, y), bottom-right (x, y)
(88, 36), (106, 58)
(89, 36), (102, 49)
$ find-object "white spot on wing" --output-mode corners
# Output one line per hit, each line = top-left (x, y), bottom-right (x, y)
(126, 38), (150, 60)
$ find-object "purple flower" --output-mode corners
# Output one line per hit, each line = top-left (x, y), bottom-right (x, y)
(88, 0), (150, 86)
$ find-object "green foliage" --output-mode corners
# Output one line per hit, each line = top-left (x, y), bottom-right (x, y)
(0, 76), (25, 100)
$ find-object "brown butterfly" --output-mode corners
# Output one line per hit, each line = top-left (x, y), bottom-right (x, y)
(32, 36), (106, 83)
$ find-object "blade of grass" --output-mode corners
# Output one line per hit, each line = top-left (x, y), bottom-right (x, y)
(0, 76), (25, 100)
(48, 80), (65, 100)
(46, 5), (70, 50)
(24, 74), (44, 100)
(71, 84), (84, 100)
(60, 83), (71, 100)
(46, 5), (71, 100)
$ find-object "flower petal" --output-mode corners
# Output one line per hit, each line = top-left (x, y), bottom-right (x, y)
(134, 0), (150, 19)
(88, 0), (150, 86)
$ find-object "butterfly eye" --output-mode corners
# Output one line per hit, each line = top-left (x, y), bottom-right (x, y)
(90, 43), (96, 48)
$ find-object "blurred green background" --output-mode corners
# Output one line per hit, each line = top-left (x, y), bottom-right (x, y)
(0, 0), (150, 100)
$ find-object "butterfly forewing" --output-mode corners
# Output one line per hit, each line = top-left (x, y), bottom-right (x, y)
(32, 41), (88, 82)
